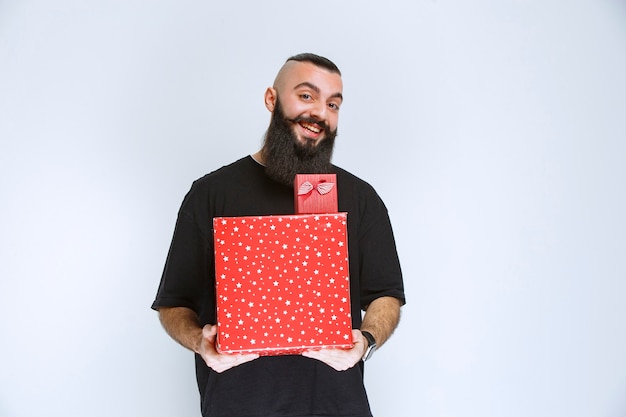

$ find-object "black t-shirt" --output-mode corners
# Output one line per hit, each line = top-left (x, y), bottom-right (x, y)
(153, 156), (405, 417)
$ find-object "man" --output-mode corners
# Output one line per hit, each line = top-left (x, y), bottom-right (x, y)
(152, 53), (405, 417)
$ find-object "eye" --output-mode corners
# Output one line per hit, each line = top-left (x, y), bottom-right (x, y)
(300, 93), (312, 100)
(328, 102), (340, 111)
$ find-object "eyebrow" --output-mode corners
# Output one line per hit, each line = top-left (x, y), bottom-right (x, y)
(294, 82), (343, 101)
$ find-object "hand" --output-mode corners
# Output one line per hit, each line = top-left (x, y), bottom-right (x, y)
(301, 330), (367, 371)
(197, 324), (259, 373)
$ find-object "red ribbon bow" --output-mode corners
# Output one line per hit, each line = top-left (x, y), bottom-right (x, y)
(297, 181), (335, 196)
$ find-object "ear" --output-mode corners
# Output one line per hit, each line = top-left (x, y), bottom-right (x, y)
(264, 87), (277, 112)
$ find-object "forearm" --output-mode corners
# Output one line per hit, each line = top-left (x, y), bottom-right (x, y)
(360, 296), (401, 347)
(158, 306), (204, 353)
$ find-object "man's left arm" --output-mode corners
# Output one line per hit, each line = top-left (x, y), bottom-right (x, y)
(302, 296), (402, 370)
(359, 296), (402, 347)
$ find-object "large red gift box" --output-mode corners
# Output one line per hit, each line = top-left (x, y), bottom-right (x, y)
(294, 174), (338, 214)
(213, 213), (353, 355)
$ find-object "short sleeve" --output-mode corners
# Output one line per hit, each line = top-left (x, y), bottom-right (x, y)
(151, 184), (216, 322)
(357, 189), (406, 310)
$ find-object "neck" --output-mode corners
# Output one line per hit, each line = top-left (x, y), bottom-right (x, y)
(251, 150), (265, 166)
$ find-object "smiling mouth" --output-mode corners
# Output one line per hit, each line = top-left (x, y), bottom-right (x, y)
(299, 121), (322, 134)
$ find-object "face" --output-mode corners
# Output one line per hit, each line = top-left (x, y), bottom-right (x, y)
(265, 61), (343, 148)
(261, 96), (337, 187)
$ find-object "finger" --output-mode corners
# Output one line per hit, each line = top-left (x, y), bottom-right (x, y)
(203, 324), (218, 339)
(302, 349), (351, 371)
(301, 349), (324, 360)
(212, 353), (259, 373)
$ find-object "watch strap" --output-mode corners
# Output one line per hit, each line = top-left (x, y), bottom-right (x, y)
(361, 330), (376, 347)
(360, 330), (377, 361)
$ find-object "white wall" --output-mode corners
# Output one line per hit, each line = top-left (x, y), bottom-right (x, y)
(1, 1), (625, 416)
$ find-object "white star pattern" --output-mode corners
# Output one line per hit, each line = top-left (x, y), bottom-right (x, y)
(213, 213), (352, 355)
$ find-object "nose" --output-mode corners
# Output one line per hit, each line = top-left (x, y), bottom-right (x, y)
(309, 101), (327, 122)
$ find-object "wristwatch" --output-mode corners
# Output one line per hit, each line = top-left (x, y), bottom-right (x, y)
(360, 330), (377, 361)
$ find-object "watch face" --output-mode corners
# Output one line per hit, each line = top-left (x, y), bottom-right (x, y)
(363, 345), (376, 361)
(361, 331), (377, 361)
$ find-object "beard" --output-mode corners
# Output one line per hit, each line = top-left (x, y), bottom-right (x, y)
(261, 98), (337, 187)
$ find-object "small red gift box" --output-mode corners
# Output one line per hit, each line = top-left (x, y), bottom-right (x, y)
(213, 213), (353, 355)
(294, 174), (338, 214)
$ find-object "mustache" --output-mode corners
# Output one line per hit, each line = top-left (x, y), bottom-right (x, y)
(288, 116), (329, 132)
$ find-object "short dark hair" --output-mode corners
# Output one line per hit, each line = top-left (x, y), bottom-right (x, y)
(286, 53), (341, 76)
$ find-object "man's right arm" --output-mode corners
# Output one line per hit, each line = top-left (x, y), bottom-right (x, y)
(158, 306), (259, 373)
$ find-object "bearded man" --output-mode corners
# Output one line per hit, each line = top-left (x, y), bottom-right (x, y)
(152, 53), (405, 417)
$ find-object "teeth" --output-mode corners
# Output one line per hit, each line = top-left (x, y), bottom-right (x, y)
(301, 123), (321, 133)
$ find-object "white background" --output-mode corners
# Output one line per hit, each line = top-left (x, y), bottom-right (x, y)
(1, 1), (625, 416)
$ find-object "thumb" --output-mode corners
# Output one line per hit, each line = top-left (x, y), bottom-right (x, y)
(203, 324), (218, 340)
